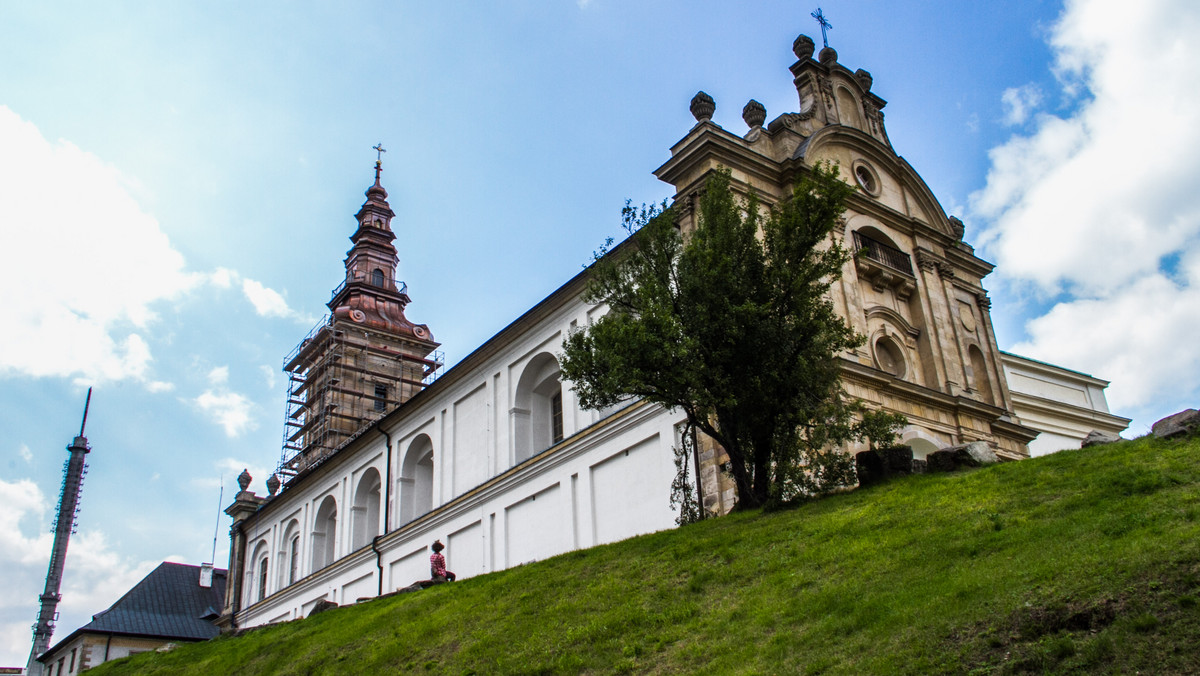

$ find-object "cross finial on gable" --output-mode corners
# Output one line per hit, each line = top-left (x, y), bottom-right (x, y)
(811, 7), (832, 48)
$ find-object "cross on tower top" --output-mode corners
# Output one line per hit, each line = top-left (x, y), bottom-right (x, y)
(372, 143), (386, 182)
(811, 7), (832, 48)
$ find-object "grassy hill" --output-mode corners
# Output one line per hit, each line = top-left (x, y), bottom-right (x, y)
(94, 434), (1200, 675)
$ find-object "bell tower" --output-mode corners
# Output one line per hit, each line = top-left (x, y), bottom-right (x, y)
(279, 150), (440, 478)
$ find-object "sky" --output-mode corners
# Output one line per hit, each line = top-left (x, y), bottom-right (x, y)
(3, 0), (1199, 666)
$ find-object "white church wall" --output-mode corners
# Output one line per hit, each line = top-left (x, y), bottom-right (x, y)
(233, 289), (684, 629)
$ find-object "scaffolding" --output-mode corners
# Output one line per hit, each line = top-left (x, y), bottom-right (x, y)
(277, 315), (443, 482)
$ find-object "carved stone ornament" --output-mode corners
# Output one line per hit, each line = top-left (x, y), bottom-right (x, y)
(819, 46), (838, 65)
(936, 261), (957, 280)
(854, 68), (873, 93)
(949, 216), (966, 241)
(793, 34), (815, 61)
(742, 99), (766, 128)
(915, 250), (940, 271)
(690, 91), (715, 123)
(237, 469), (252, 492)
(976, 292), (992, 309)
(818, 74), (835, 111)
(266, 473), (281, 497)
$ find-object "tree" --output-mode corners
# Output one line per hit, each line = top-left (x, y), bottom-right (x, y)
(560, 165), (902, 510)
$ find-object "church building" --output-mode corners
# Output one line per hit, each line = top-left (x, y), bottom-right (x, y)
(217, 33), (1127, 630)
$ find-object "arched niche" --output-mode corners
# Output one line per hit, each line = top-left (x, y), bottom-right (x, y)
(399, 434), (434, 525)
(513, 352), (564, 464)
(278, 519), (302, 588)
(351, 468), (382, 551)
(311, 495), (337, 571)
(836, 86), (863, 130)
(968, 344), (995, 406)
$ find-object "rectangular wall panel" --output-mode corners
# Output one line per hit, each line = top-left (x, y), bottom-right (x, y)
(447, 520), (483, 579)
(454, 384), (488, 494)
(591, 435), (666, 546)
(505, 483), (565, 567)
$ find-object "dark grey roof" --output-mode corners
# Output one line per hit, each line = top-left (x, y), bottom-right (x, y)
(73, 562), (226, 641)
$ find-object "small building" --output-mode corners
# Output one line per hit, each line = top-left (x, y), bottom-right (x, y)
(37, 563), (225, 675)
(1001, 352), (1131, 456)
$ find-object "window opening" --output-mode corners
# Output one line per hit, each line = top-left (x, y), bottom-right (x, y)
(288, 535), (300, 584)
(257, 557), (268, 602)
(551, 391), (564, 444)
(374, 384), (388, 412)
(371, 268), (385, 287)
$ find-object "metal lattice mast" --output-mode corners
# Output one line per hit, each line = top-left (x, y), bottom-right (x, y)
(26, 389), (93, 676)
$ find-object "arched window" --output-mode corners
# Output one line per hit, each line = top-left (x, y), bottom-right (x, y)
(351, 468), (382, 550)
(513, 353), (564, 463)
(248, 541), (269, 606)
(399, 435), (434, 524)
(969, 345), (994, 405)
(311, 495), (338, 571)
(371, 268), (385, 287)
(278, 519), (301, 588)
(257, 557), (269, 602)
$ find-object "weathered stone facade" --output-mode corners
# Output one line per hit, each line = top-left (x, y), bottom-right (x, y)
(659, 35), (1041, 512)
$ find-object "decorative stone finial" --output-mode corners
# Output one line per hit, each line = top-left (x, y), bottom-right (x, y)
(819, 46), (838, 65)
(266, 473), (281, 497)
(237, 469), (252, 492)
(855, 69), (873, 93)
(949, 216), (966, 241)
(690, 91), (715, 123)
(742, 100), (766, 129)
(793, 34), (815, 61)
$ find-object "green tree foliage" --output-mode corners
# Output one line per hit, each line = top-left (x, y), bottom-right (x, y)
(561, 165), (903, 509)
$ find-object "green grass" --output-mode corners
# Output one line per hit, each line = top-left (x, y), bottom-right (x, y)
(94, 435), (1200, 675)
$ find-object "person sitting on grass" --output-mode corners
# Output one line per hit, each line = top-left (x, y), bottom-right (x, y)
(430, 539), (456, 582)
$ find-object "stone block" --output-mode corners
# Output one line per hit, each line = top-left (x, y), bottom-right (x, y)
(855, 450), (885, 486)
(883, 445), (914, 474)
(1151, 409), (1200, 439)
(926, 450), (958, 473)
(1081, 430), (1121, 447)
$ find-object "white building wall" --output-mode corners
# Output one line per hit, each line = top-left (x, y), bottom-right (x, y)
(233, 291), (683, 628)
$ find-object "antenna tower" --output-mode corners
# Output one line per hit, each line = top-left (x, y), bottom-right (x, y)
(26, 389), (93, 676)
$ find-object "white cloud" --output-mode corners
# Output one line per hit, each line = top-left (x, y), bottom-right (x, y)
(259, 364), (278, 391)
(971, 0), (1200, 422)
(0, 478), (163, 667)
(1000, 84), (1042, 126)
(146, 380), (175, 393)
(0, 106), (200, 385)
(18, 444), (32, 463)
(193, 389), (257, 437)
(241, 278), (295, 319)
(207, 365), (230, 386)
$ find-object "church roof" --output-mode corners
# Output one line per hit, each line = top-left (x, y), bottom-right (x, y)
(42, 562), (227, 658)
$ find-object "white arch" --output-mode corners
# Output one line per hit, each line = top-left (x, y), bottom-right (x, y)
(513, 352), (563, 463)
(278, 519), (302, 588)
(311, 495), (337, 571)
(399, 434), (434, 525)
(351, 468), (382, 550)
(248, 540), (270, 605)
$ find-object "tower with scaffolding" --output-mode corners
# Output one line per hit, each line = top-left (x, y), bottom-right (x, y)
(278, 155), (441, 482)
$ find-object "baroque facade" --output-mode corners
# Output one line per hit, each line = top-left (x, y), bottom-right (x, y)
(218, 34), (1125, 630)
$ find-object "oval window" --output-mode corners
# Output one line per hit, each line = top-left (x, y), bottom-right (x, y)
(874, 336), (905, 379)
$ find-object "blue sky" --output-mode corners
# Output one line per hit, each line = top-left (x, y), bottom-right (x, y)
(4, 0), (1200, 665)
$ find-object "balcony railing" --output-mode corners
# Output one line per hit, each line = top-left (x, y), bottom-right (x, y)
(853, 231), (913, 276)
(329, 274), (408, 302)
